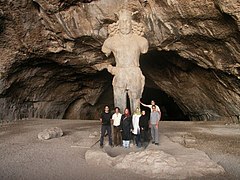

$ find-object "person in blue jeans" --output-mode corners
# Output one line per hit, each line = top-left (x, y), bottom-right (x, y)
(100, 105), (113, 148)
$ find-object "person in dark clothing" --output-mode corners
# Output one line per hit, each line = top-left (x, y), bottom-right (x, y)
(139, 110), (149, 146)
(120, 108), (133, 148)
(100, 105), (113, 148)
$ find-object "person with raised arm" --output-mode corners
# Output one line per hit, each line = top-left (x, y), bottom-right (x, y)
(140, 100), (161, 113)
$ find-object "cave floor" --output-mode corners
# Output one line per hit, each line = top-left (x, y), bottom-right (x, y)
(0, 119), (239, 180)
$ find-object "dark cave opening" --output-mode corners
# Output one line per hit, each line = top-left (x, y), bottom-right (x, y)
(141, 87), (189, 121)
(126, 92), (131, 114)
(139, 49), (193, 121)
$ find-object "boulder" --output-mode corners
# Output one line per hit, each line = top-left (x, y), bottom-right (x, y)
(38, 127), (63, 140)
(85, 149), (225, 179)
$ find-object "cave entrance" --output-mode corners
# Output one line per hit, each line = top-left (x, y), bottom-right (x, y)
(141, 87), (189, 121)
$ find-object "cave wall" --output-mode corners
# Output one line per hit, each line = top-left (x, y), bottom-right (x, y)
(0, 0), (239, 121)
(141, 51), (240, 121)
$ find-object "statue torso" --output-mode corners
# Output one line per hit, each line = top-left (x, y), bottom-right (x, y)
(106, 34), (148, 68)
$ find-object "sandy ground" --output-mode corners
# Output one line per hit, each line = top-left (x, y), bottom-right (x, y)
(0, 119), (239, 180)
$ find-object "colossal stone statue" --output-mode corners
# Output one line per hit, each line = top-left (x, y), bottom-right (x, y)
(101, 9), (149, 112)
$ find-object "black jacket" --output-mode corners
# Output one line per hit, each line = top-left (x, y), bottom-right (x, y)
(120, 115), (133, 140)
(139, 115), (149, 129)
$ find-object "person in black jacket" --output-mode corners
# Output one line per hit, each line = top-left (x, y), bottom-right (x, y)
(100, 105), (113, 148)
(120, 108), (133, 148)
(139, 110), (149, 146)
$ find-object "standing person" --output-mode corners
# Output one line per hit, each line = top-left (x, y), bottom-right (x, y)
(139, 110), (149, 146)
(140, 100), (161, 113)
(100, 105), (113, 148)
(120, 108), (133, 148)
(150, 105), (161, 145)
(112, 107), (122, 146)
(132, 107), (141, 148)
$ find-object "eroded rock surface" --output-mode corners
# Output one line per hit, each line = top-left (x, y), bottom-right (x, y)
(85, 148), (225, 179)
(0, 0), (239, 121)
(38, 127), (63, 140)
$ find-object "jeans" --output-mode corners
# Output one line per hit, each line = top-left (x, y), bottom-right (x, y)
(122, 140), (130, 148)
(100, 125), (112, 146)
(134, 134), (141, 147)
(151, 124), (159, 144)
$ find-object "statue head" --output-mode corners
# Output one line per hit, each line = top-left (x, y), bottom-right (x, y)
(108, 9), (145, 37)
(118, 9), (132, 35)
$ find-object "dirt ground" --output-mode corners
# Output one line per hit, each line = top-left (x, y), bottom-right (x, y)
(0, 119), (239, 180)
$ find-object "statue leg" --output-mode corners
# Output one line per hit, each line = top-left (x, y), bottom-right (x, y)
(113, 87), (126, 113)
(128, 68), (145, 113)
(128, 91), (140, 113)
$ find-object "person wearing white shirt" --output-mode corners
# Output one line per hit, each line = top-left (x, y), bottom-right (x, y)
(112, 107), (122, 146)
(132, 107), (141, 148)
(140, 100), (161, 113)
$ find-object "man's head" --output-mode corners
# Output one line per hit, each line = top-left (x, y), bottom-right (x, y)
(118, 9), (132, 35)
(152, 105), (156, 112)
(151, 100), (156, 105)
(141, 110), (146, 115)
(104, 105), (109, 113)
(115, 107), (120, 113)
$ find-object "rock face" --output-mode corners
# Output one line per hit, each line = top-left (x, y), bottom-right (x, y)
(0, 0), (239, 121)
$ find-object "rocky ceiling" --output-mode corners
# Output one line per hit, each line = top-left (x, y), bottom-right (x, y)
(0, 0), (239, 121)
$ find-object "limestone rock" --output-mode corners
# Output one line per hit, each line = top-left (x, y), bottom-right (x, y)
(38, 127), (63, 140)
(0, 0), (239, 121)
(89, 131), (98, 138)
(85, 150), (113, 167)
(85, 149), (225, 179)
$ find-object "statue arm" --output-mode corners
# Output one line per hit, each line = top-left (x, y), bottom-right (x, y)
(102, 39), (112, 57)
(140, 38), (149, 54)
(94, 38), (113, 71)
(107, 65), (116, 75)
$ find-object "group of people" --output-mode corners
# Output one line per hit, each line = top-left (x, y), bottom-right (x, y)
(99, 100), (161, 148)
